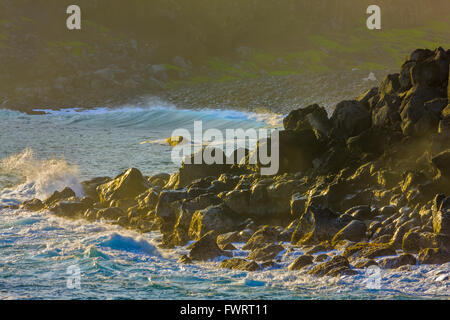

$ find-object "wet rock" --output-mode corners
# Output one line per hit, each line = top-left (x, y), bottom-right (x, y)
(400, 85), (444, 136)
(19, 198), (44, 211)
(174, 149), (237, 189)
(410, 47), (449, 88)
(418, 247), (450, 264)
(291, 204), (345, 245)
(47, 198), (90, 218)
(81, 177), (111, 201)
(379, 205), (397, 217)
(177, 255), (192, 264)
(97, 168), (149, 205)
(283, 104), (331, 137)
(305, 243), (331, 255)
(189, 204), (238, 240)
(220, 258), (260, 271)
(352, 258), (378, 269)
(308, 255), (356, 277)
(136, 188), (160, 212)
(188, 231), (230, 261)
(343, 242), (396, 260)
(290, 192), (307, 218)
(331, 220), (367, 245)
(432, 150), (450, 179)
(155, 189), (187, 232)
(432, 195), (450, 236)
(346, 205), (372, 220)
(217, 231), (241, 248)
(288, 255), (314, 270)
(148, 173), (170, 188)
(97, 207), (126, 220)
(44, 187), (76, 206)
(247, 243), (284, 262)
(402, 229), (438, 253)
(277, 129), (324, 173)
(379, 254), (417, 269)
(279, 219), (299, 241)
(331, 100), (371, 138)
(314, 254), (329, 263)
(242, 226), (279, 251)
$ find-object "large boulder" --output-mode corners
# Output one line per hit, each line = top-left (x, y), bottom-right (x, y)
(418, 247), (450, 264)
(330, 100), (371, 138)
(379, 254), (417, 269)
(155, 189), (187, 233)
(220, 258), (260, 271)
(410, 47), (449, 88)
(47, 198), (91, 218)
(247, 243), (284, 262)
(19, 198), (44, 211)
(288, 255), (314, 270)
(44, 187), (76, 207)
(188, 204), (238, 240)
(283, 104), (331, 137)
(291, 204), (346, 245)
(97, 168), (149, 205)
(331, 220), (367, 245)
(277, 129), (324, 173)
(432, 195), (450, 236)
(81, 177), (111, 201)
(343, 242), (396, 260)
(432, 150), (450, 179)
(402, 229), (438, 253)
(188, 231), (230, 261)
(307, 255), (357, 277)
(400, 85), (444, 136)
(242, 226), (279, 251)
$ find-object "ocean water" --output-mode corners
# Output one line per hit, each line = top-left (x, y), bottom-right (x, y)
(0, 101), (449, 300)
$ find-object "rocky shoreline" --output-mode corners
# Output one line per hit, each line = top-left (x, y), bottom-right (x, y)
(12, 47), (450, 277)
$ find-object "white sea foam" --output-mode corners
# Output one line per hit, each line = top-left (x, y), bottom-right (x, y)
(0, 148), (83, 206)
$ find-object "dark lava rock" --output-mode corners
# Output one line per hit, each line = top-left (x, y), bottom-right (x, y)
(418, 247), (450, 264)
(432, 150), (450, 179)
(402, 229), (438, 253)
(313, 254), (329, 263)
(81, 177), (111, 201)
(308, 255), (357, 277)
(97, 168), (149, 205)
(379, 254), (417, 269)
(188, 231), (230, 261)
(220, 258), (260, 271)
(331, 220), (367, 245)
(242, 226), (279, 251)
(97, 207), (126, 220)
(346, 205), (372, 220)
(247, 243), (284, 262)
(432, 195), (450, 236)
(343, 242), (396, 260)
(44, 187), (76, 206)
(288, 255), (314, 270)
(177, 254), (192, 264)
(19, 198), (44, 211)
(291, 204), (345, 245)
(331, 100), (371, 138)
(47, 199), (91, 218)
(189, 204), (238, 240)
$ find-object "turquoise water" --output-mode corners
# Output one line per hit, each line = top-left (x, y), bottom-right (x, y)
(0, 102), (448, 300)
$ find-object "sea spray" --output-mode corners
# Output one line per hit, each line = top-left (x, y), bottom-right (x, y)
(0, 148), (83, 202)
